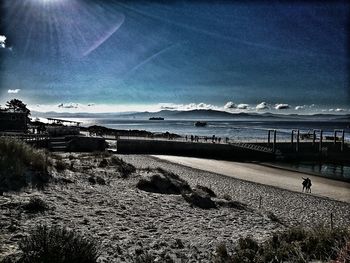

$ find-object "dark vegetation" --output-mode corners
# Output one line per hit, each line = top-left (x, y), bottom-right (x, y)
(111, 156), (136, 178)
(55, 159), (68, 172)
(136, 167), (191, 195)
(0, 138), (50, 193)
(214, 226), (350, 263)
(15, 225), (100, 263)
(22, 197), (49, 213)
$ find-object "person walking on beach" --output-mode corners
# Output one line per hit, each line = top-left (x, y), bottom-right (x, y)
(302, 177), (312, 193)
(306, 178), (312, 193)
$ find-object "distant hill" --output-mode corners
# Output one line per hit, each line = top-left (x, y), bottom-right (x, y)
(31, 109), (350, 121)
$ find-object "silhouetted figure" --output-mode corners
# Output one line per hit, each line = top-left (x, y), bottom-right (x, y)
(191, 135), (194, 142)
(218, 137), (221, 143)
(302, 177), (312, 193)
(185, 135), (188, 141)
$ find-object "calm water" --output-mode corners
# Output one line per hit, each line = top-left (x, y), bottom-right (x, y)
(64, 117), (350, 181)
(71, 118), (350, 142)
(274, 162), (350, 182)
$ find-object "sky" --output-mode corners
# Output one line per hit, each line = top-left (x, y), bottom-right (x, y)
(0, 0), (349, 114)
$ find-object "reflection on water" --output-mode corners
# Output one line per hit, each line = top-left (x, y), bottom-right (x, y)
(275, 162), (350, 182)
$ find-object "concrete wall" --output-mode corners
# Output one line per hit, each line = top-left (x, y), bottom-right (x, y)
(117, 139), (275, 161)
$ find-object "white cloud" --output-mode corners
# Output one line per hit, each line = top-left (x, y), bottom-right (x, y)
(58, 103), (78, 109)
(0, 35), (6, 48)
(8, 89), (21, 94)
(275, 103), (290, 110)
(335, 108), (344, 112)
(256, 102), (269, 110)
(237, 104), (249, 110)
(295, 105), (306, 110)
(224, 101), (236, 109)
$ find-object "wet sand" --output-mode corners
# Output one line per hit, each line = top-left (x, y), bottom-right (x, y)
(153, 155), (350, 203)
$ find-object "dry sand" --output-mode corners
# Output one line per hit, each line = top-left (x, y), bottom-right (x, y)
(152, 155), (350, 203)
(1, 153), (350, 262)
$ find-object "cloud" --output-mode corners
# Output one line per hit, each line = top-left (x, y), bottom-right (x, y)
(237, 104), (249, 110)
(295, 105), (306, 110)
(58, 103), (79, 109)
(224, 101), (237, 109)
(256, 102), (269, 110)
(0, 35), (6, 48)
(275, 103), (290, 110)
(7, 89), (21, 94)
(335, 108), (344, 112)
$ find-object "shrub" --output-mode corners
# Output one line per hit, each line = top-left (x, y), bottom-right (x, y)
(111, 156), (136, 178)
(182, 189), (217, 209)
(0, 138), (49, 192)
(55, 160), (68, 172)
(214, 243), (230, 263)
(137, 169), (191, 195)
(98, 158), (108, 168)
(195, 185), (217, 197)
(231, 226), (350, 263)
(22, 197), (49, 213)
(18, 225), (100, 263)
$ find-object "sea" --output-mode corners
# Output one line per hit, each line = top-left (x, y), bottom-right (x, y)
(64, 117), (350, 182)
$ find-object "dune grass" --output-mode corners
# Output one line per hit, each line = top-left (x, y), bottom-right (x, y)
(0, 137), (49, 192)
(215, 225), (350, 263)
(17, 225), (100, 263)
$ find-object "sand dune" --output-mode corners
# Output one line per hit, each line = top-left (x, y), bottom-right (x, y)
(153, 155), (350, 203)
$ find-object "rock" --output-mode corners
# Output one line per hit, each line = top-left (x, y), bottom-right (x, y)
(182, 189), (217, 209)
(136, 169), (191, 195)
(195, 185), (217, 197)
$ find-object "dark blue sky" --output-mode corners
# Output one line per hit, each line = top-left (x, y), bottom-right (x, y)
(0, 0), (349, 112)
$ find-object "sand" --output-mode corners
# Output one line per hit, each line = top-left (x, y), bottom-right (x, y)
(152, 155), (350, 203)
(1, 153), (350, 262)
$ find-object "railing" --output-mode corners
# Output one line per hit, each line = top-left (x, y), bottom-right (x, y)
(0, 132), (50, 142)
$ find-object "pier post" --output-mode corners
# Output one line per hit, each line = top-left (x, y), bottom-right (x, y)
(319, 130), (323, 152)
(341, 130), (344, 152)
(312, 130), (316, 146)
(291, 130), (294, 145)
(273, 130), (276, 153)
(334, 130), (337, 145)
(296, 129), (299, 152)
(268, 130), (271, 145)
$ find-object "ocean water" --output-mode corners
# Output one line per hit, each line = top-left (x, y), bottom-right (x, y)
(71, 118), (350, 142)
(65, 117), (350, 181)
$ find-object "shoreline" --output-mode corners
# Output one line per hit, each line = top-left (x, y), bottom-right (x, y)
(152, 155), (350, 203)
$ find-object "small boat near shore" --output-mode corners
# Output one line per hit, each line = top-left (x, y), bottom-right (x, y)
(149, 117), (164, 120)
(194, 121), (207, 127)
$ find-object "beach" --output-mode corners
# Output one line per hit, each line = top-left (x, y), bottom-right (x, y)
(152, 155), (350, 203)
(1, 153), (350, 262)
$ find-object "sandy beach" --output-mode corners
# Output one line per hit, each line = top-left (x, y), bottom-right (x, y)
(153, 155), (350, 203)
(1, 153), (350, 262)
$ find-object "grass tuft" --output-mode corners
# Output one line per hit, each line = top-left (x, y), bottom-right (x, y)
(18, 225), (100, 263)
(22, 197), (49, 213)
(0, 138), (49, 192)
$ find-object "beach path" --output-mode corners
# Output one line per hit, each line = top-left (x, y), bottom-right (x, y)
(152, 155), (350, 203)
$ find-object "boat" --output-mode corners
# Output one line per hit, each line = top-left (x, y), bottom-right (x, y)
(194, 121), (207, 127)
(149, 117), (164, 120)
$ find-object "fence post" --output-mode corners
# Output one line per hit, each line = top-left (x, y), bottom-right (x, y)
(259, 196), (262, 209)
(330, 213), (333, 230)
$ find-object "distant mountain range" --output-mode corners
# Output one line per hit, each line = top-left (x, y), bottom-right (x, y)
(32, 109), (350, 121)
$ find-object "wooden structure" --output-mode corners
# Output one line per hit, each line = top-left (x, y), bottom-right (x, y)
(0, 111), (27, 132)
